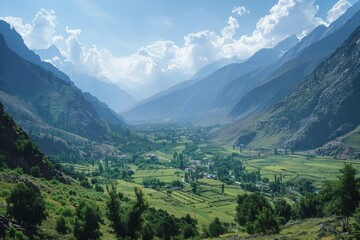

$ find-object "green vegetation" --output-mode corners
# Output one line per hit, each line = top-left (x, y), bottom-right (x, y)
(1, 122), (360, 239)
(6, 183), (47, 227)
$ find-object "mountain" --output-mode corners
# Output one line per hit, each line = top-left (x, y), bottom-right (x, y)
(0, 21), (125, 127)
(191, 57), (240, 80)
(35, 45), (136, 112)
(221, 25), (360, 152)
(229, 9), (360, 120)
(0, 20), (71, 83)
(0, 102), (55, 179)
(123, 36), (298, 123)
(0, 33), (127, 159)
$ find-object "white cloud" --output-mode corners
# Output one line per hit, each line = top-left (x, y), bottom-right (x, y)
(327, 0), (352, 24)
(232, 6), (250, 16)
(221, 0), (326, 59)
(221, 16), (240, 42)
(1, 9), (62, 49)
(0, 16), (32, 37)
(1, 1), (332, 96)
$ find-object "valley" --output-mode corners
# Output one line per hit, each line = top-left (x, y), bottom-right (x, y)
(1, 1), (360, 239)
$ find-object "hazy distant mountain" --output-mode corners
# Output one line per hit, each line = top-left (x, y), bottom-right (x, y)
(123, 35), (298, 123)
(35, 45), (136, 112)
(226, 25), (360, 151)
(229, 9), (360, 120)
(191, 57), (240, 80)
(130, 71), (192, 99)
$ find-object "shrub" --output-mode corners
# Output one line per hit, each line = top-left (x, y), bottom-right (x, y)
(6, 183), (47, 227)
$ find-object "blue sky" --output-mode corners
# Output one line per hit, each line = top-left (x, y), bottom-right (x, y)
(0, 0), (356, 55)
(0, 0), (358, 96)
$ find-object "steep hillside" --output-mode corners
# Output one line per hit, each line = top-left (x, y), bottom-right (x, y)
(0, 33), (128, 161)
(0, 20), (71, 83)
(223, 25), (360, 151)
(0, 34), (113, 140)
(0, 102), (55, 179)
(0, 20), (125, 127)
(230, 9), (360, 120)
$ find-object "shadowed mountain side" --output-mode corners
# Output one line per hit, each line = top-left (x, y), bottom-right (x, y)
(217, 25), (360, 152)
(0, 34), (120, 141)
(229, 10), (360, 120)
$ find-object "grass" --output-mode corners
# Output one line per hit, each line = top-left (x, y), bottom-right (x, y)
(242, 154), (360, 187)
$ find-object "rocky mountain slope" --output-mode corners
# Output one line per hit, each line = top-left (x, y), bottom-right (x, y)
(221, 25), (360, 152)
(230, 9), (360, 120)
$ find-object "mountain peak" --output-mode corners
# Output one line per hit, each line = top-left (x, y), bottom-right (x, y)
(274, 34), (299, 53)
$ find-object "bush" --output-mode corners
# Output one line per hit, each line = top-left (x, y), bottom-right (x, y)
(74, 200), (102, 240)
(56, 216), (68, 234)
(31, 166), (41, 178)
(95, 185), (104, 192)
(208, 217), (225, 237)
(6, 183), (47, 227)
(80, 179), (92, 189)
(5, 227), (29, 240)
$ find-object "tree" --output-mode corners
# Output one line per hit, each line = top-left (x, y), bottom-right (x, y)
(253, 207), (280, 235)
(98, 163), (103, 174)
(30, 166), (41, 178)
(181, 213), (198, 239)
(274, 199), (292, 222)
(236, 193), (272, 226)
(349, 206), (360, 239)
(127, 187), (149, 239)
(74, 200), (102, 240)
(161, 214), (179, 240)
(208, 217), (225, 237)
(141, 222), (154, 240)
(106, 184), (126, 239)
(56, 216), (68, 234)
(294, 193), (322, 219)
(191, 181), (197, 194)
(6, 183), (46, 227)
(337, 164), (360, 232)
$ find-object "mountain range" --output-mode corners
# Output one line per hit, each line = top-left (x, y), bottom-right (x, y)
(0, 25), (126, 159)
(123, 35), (299, 124)
(124, 2), (360, 128)
(217, 24), (360, 157)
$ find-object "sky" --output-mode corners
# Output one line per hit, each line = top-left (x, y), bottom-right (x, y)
(0, 0), (358, 95)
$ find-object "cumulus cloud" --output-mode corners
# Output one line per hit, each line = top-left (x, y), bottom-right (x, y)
(221, 0), (326, 59)
(1, 1), (334, 94)
(327, 0), (352, 24)
(0, 8), (62, 49)
(232, 6), (250, 16)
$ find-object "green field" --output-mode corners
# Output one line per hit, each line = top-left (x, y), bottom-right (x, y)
(243, 154), (360, 187)
(65, 152), (360, 228)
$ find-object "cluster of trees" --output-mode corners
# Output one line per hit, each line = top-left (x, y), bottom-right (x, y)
(105, 184), (201, 239)
(235, 164), (360, 236)
(236, 193), (291, 234)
